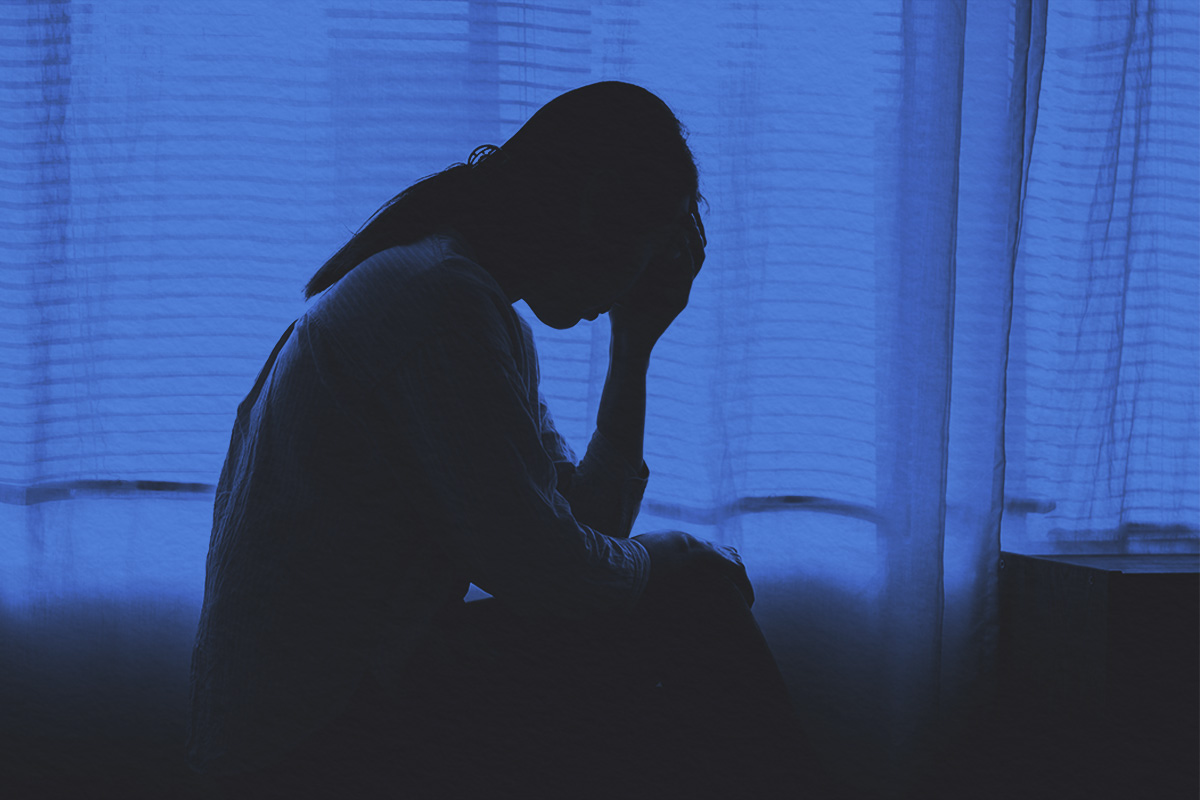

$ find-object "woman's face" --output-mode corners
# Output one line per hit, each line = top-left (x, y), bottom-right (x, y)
(524, 195), (691, 330)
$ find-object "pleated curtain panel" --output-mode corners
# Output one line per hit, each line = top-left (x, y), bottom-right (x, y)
(2, 1), (1196, 798)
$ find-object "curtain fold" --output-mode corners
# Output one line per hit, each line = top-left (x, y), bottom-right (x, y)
(2, 2), (1196, 798)
(867, 0), (965, 789)
(1002, 0), (1199, 552)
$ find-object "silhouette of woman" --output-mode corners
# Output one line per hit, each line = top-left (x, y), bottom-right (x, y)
(187, 81), (828, 799)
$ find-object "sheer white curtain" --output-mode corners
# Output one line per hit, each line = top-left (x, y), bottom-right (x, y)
(2, 1), (1196, 798)
(1002, 0), (1199, 554)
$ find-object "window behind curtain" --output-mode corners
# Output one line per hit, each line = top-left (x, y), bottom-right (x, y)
(2, 1), (1196, 606)
(1001, 1), (1200, 554)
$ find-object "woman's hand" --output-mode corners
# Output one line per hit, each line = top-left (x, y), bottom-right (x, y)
(632, 530), (754, 609)
(608, 200), (707, 350)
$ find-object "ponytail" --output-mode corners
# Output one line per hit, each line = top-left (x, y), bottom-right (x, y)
(305, 82), (702, 301)
(303, 145), (504, 300)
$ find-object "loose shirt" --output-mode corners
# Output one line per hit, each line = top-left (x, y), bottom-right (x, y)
(186, 229), (651, 775)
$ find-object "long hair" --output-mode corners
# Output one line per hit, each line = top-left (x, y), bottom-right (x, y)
(304, 82), (701, 300)
(303, 145), (501, 300)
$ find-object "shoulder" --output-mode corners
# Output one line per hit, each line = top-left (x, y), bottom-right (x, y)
(308, 233), (523, 380)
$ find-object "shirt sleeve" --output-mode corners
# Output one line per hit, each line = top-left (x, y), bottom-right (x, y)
(377, 327), (649, 618)
(538, 390), (650, 540)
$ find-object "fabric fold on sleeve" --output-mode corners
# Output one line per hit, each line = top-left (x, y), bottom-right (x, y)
(554, 426), (649, 540)
(530, 348), (649, 540)
(378, 327), (649, 617)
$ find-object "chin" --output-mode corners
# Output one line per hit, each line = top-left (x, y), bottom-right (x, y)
(532, 308), (582, 330)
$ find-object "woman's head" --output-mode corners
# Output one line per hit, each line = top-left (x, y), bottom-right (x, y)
(305, 81), (702, 322)
(459, 81), (701, 326)
(490, 81), (698, 242)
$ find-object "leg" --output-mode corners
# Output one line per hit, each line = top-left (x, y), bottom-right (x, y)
(401, 571), (829, 798)
(211, 601), (641, 800)
(217, 575), (830, 800)
(210, 675), (425, 800)
(622, 565), (831, 798)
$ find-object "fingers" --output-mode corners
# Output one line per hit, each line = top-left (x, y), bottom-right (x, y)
(636, 531), (756, 610)
(717, 544), (740, 563)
